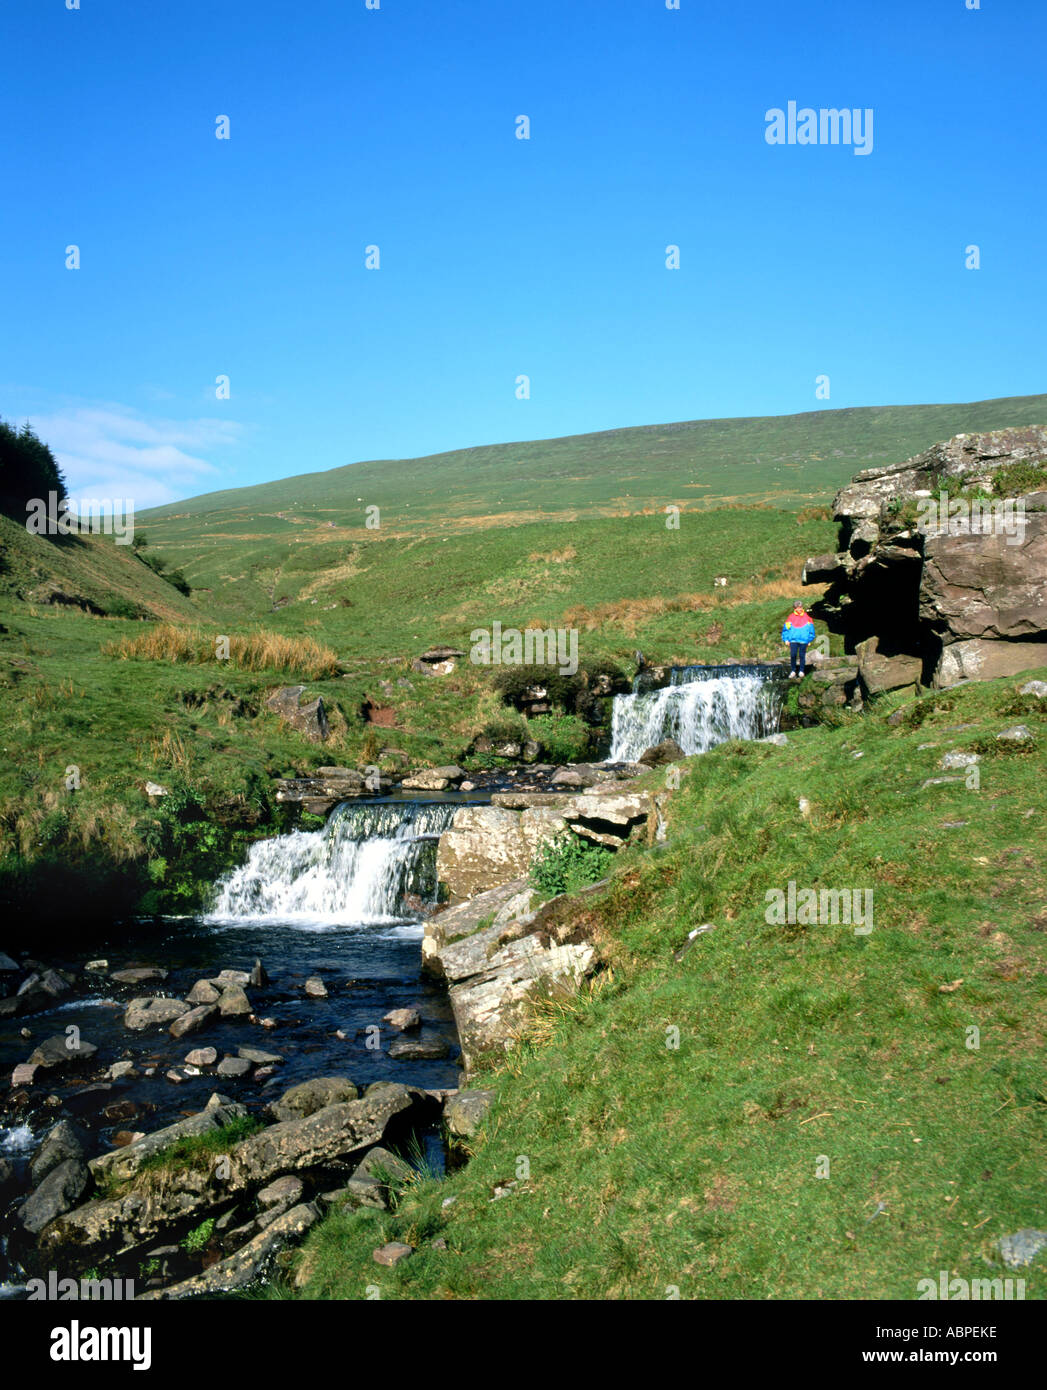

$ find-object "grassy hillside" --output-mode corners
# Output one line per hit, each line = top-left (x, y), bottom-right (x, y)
(1, 393), (1043, 931)
(0, 505), (842, 929)
(0, 513), (198, 622)
(141, 392), (1047, 554)
(288, 672), (1047, 1300)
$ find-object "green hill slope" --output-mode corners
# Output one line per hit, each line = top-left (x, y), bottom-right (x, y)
(143, 393), (1047, 547)
(0, 513), (199, 622)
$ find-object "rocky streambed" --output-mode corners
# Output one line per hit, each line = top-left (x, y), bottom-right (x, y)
(0, 762), (658, 1298)
(0, 698), (774, 1299)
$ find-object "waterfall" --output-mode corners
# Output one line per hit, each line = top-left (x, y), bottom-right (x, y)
(609, 668), (783, 761)
(207, 801), (459, 924)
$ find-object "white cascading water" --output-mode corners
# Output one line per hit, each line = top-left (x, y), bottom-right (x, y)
(609, 670), (781, 762)
(207, 801), (458, 924)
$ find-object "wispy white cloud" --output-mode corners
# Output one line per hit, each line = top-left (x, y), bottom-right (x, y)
(27, 405), (244, 509)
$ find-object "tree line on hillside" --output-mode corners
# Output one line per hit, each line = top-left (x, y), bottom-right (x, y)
(0, 417), (68, 519)
(0, 415), (190, 595)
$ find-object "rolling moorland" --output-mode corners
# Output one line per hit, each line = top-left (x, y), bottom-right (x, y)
(2, 390), (1046, 929)
(0, 395), (1044, 1299)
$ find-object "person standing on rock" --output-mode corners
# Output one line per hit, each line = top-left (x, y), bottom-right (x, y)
(781, 601), (815, 679)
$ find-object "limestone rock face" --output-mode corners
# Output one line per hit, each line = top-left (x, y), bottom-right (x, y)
(934, 639), (1047, 689)
(920, 512), (1047, 642)
(423, 877), (536, 975)
(803, 427), (1047, 686)
(436, 793), (651, 902)
(834, 427), (1047, 527)
(433, 888), (606, 1076)
(436, 806), (566, 902)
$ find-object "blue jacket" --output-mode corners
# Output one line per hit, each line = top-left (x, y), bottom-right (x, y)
(781, 616), (815, 644)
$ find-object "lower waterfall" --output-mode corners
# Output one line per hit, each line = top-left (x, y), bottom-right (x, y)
(207, 800), (459, 924)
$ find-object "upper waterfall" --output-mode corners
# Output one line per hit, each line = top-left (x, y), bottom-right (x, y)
(207, 800), (459, 925)
(608, 667), (783, 761)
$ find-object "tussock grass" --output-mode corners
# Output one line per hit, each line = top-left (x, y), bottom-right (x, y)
(105, 624), (341, 679)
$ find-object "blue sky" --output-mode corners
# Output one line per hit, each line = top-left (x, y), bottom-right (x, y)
(1, 0), (1044, 507)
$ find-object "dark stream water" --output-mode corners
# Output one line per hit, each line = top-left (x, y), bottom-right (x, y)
(0, 794), (482, 1292)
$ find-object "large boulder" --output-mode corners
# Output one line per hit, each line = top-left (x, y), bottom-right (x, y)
(423, 877), (536, 976)
(934, 639), (1047, 689)
(267, 1077), (358, 1124)
(124, 997), (190, 1031)
(855, 636), (922, 695)
(637, 739), (685, 767)
(436, 805), (566, 902)
(444, 1089), (495, 1140)
(18, 1159), (89, 1235)
(266, 686), (329, 743)
(436, 793), (651, 902)
(437, 889), (605, 1076)
(28, 1034), (98, 1069)
(30, 1121), (86, 1186)
(233, 1088), (414, 1185)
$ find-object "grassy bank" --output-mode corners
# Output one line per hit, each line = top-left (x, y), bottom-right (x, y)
(287, 671), (1047, 1300)
(0, 504), (840, 931)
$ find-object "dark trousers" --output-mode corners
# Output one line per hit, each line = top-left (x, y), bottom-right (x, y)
(789, 642), (808, 675)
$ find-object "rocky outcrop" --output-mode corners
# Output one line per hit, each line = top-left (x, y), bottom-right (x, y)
(436, 788), (652, 903)
(920, 508), (1047, 643)
(855, 636), (922, 696)
(934, 639), (1047, 687)
(423, 878), (536, 974)
(266, 686), (329, 742)
(427, 883), (607, 1076)
(436, 805), (569, 902)
(42, 1087), (416, 1259)
(803, 427), (1047, 690)
(274, 766), (388, 815)
(140, 1202), (322, 1300)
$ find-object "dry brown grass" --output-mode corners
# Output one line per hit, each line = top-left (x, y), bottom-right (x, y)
(527, 546), (577, 564)
(563, 569), (828, 636)
(105, 625), (341, 679)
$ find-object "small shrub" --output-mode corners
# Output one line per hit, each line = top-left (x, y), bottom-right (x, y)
(990, 459), (1047, 497)
(182, 1217), (216, 1255)
(530, 831), (612, 898)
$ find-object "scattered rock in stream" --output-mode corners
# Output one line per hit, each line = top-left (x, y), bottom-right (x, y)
(124, 997), (190, 1031)
(444, 1089), (495, 1140)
